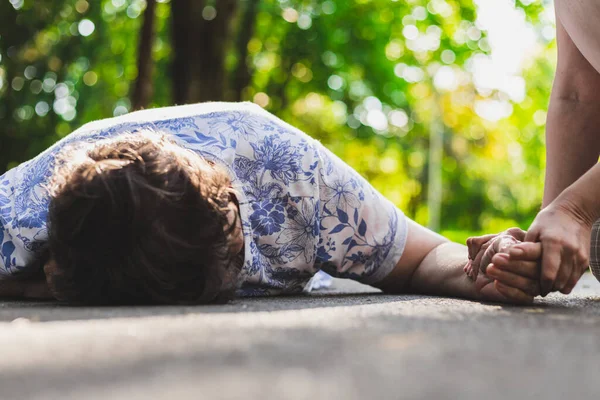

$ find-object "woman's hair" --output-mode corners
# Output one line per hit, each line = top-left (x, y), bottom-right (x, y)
(46, 130), (240, 305)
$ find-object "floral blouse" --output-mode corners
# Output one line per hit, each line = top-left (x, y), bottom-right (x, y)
(0, 102), (407, 295)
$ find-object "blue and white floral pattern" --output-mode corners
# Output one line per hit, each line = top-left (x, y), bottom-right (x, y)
(0, 102), (407, 294)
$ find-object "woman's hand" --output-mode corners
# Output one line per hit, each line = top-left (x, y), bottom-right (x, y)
(522, 199), (591, 296)
(465, 228), (526, 280)
(475, 271), (538, 304)
(467, 228), (542, 302)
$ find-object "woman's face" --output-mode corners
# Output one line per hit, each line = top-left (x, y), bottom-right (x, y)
(43, 258), (66, 301)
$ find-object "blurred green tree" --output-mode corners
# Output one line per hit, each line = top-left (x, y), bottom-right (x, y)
(0, 0), (555, 241)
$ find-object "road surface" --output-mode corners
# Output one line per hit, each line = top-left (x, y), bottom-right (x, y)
(1, 274), (599, 399)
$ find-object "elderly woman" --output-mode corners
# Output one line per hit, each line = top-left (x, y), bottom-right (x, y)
(0, 102), (539, 304)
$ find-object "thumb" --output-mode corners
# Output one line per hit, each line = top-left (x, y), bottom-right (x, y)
(505, 227), (526, 242)
(524, 225), (539, 243)
(467, 233), (497, 260)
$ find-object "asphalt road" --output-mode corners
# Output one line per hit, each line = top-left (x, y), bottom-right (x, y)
(1, 275), (600, 400)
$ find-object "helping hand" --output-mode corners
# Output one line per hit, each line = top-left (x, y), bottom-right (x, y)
(467, 228), (542, 303)
(521, 200), (591, 296)
(465, 227), (526, 280)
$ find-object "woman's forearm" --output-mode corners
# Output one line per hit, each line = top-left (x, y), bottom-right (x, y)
(543, 11), (600, 206)
(407, 242), (481, 300)
(556, 162), (600, 227)
(543, 97), (600, 206)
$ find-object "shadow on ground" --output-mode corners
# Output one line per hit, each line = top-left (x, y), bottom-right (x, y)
(1, 276), (600, 323)
(1, 275), (600, 400)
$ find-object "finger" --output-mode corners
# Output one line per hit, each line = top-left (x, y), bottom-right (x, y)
(505, 227), (527, 241)
(487, 265), (540, 296)
(492, 253), (540, 279)
(524, 227), (540, 243)
(495, 281), (534, 304)
(472, 240), (493, 278)
(554, 249), (574, 292)
(467, 234), (497, 260)
(508, 242), (542, 261)
(493, 235), (520, 254)
(477, 276), (508, 302)
(480, 244), (499, 275)
(561, 260), (584, 294)
(464, 259), (474, 280)
(475, 272), (494, 293)
(540, 242), (562, 296)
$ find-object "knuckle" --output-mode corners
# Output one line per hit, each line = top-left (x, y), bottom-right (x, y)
(578, 251), (589, 266)
(544, 236), (562, 246)
(565, 241), (578, 251)
(507, 227), (525, 237)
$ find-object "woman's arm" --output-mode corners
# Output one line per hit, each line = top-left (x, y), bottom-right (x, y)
(373, 220), (538, 304)
(543, 13), (600, 206)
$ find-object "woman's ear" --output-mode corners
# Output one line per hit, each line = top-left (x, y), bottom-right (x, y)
(43, 257), (58, 277)
(225, 201), (244, 256)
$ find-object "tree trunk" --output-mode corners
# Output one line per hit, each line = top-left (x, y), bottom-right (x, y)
(170, 0), (238, 104)
(427, 95), (444, 232)
(232, 0), (260, 101)
(132, 0), (157, 110)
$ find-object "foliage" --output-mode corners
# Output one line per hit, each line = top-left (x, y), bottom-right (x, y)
(0, 0), (555, 242)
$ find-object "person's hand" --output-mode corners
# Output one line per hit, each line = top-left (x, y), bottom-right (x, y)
(472, 242), (542, 304)
(520, 201), (591, 296)
(466, 228), (542, 303)
(475, 274), (535, 304)
(465, 228), (526, 280)
(472, 241), (542, 304)
(487, 242), (542, 299)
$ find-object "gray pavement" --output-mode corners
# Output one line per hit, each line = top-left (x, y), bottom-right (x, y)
(1, 275), (600, 400)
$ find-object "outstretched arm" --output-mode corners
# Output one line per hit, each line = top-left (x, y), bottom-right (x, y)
(373, 220), (538, 304)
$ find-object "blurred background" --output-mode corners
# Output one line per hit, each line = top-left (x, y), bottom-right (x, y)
(0, 0), (555, 242)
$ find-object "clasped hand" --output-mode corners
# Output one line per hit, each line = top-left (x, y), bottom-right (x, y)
(467, 197), (593, 303)
(466, 228), (542, 304)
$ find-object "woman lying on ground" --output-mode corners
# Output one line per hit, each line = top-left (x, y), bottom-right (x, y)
(0, 102), (541, 304)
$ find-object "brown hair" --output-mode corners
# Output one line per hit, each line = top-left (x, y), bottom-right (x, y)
(46, 130), (240, 304)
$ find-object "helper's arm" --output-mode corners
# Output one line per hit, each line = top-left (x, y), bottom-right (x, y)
(373, 220), (537, 304)
(543, 6), (600, 206)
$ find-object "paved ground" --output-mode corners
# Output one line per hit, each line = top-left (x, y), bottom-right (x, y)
(1, 275), (600, 400)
